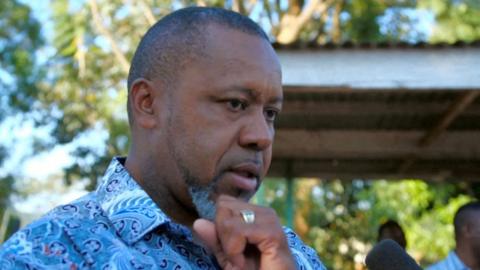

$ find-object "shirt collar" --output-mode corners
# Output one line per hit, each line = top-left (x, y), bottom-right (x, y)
(96, 157), (171, 245)
(449, 251), (470, 270)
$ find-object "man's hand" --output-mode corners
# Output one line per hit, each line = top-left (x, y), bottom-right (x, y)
(193, 195), (296, 270)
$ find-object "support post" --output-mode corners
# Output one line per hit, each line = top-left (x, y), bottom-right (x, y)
(286, 177), (294, 229)
(257, 183), (265, 206)
(0, 208), (11, 244)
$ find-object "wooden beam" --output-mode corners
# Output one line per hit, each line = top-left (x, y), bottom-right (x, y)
(268, 158), (480, 182)
(399, 91), (480, 173)
(397, 155), (416, 174)
(273, 130), (480, 160)
(418, 91), (480, 147)
(283, 86), (480, 94)
(283, 85), (355, 94)
(281, 101), (480, 116)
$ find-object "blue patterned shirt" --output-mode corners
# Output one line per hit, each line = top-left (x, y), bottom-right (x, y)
(1, 157), (325, 270)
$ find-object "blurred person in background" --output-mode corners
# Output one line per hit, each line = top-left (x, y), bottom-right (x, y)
(427, 201), (480, 270)
(377, 219), (407, 250)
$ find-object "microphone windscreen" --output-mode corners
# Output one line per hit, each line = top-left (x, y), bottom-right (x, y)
(365, 239), (422, 270)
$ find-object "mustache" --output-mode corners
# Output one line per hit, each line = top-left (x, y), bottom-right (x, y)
(224, 157), (263, 171)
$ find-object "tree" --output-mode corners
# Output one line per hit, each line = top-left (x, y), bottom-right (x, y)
(0, 0), (43, 116)
(0, 0), (44, 243)
(256, 178), (476, 269)
(419, 0), (480, 43)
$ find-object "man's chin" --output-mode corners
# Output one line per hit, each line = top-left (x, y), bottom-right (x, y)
(190, 193), (254, 221)
(215, 186), (255, 201)
(188, 186), (216, 221)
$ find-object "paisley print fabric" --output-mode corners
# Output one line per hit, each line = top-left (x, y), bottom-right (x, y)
(0, 157), (326, 270)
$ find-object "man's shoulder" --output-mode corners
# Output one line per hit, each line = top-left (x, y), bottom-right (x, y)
(28, 192), (106, 231)
(425, 251), (462, 270)
(48, 192), (106, 221)
(426, 258), (448, 270)
(3, 193), (99, 240)
(282, 226), (327, 270)
(0, 193), (109, 268)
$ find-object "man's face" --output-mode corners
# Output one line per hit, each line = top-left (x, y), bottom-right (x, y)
(151, 25), (282, 220)
(468, 211), (480, 265)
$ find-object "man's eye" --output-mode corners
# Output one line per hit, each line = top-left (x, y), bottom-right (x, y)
(264, 109), (278, 122)
(227, 99), (247, 111)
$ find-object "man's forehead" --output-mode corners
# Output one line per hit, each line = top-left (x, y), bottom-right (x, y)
(176, 24), (280, 72)
(216, 56), (281, 76)
(203, 24), (277, 56)
(176, 23), (282, 100)
(471, 210), (480, 221)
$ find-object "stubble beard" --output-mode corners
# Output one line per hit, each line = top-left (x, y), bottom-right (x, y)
(187, 180), (218, 221)
(166, 129), (256, 222)
(184, 169), (255, 221)
(165, 114), (219, 221)
(179, 163), (220, 221)
(179, 162), (256, 221)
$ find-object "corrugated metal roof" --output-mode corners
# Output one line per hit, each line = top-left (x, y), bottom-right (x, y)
(273, 40), (480, 50)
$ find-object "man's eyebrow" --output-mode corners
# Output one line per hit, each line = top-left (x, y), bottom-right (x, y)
(224, 87), (283, 105)
(223, 87), (258, 99)
(268, 96), (283, 105)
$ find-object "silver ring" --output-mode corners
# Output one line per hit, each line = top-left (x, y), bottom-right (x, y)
(240, 210), (255, 224)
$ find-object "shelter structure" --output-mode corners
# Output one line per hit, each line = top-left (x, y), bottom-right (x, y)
(269, 42), (480, 183)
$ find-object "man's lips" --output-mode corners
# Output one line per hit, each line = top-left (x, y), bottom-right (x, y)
(226, 163), (261, 192)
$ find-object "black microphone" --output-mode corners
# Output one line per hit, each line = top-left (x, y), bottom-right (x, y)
(365, 239), (423, 270)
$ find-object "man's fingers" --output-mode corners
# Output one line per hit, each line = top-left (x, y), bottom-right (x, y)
(215, 195), (295, 269)
(193, 219), (219, 253)
(193, 219), (245, 269)
(195, 195), (295, 269)
(216, 203), (247, 268)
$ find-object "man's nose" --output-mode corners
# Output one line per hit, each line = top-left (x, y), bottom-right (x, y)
(238, 111), (274, 151)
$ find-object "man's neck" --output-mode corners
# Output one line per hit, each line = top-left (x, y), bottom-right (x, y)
(124, 153), (199, 228)
(154, 185), (200, 227)
(456, 244), (478, 269)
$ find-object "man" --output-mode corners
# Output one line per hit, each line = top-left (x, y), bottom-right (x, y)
(377, 219), (407, 250)
(0, 7), (325, 270)
(427, 201), (480, 270)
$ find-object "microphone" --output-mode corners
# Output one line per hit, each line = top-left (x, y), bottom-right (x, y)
(365, 239), (423, 270)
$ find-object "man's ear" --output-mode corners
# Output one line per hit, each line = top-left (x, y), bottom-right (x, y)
(129, 78), (159, 129)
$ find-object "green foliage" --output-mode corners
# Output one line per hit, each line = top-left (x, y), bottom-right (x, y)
(0, 1), (43, 241)
(36, 0), (136, 187)
(0, 0), (43, 115)
(257, 178), (477, 269)
(419, 0), (480, 43)
(344, 0), (385, 43)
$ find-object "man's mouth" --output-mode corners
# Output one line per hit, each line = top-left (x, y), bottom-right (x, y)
(226, 162), (261, 193)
